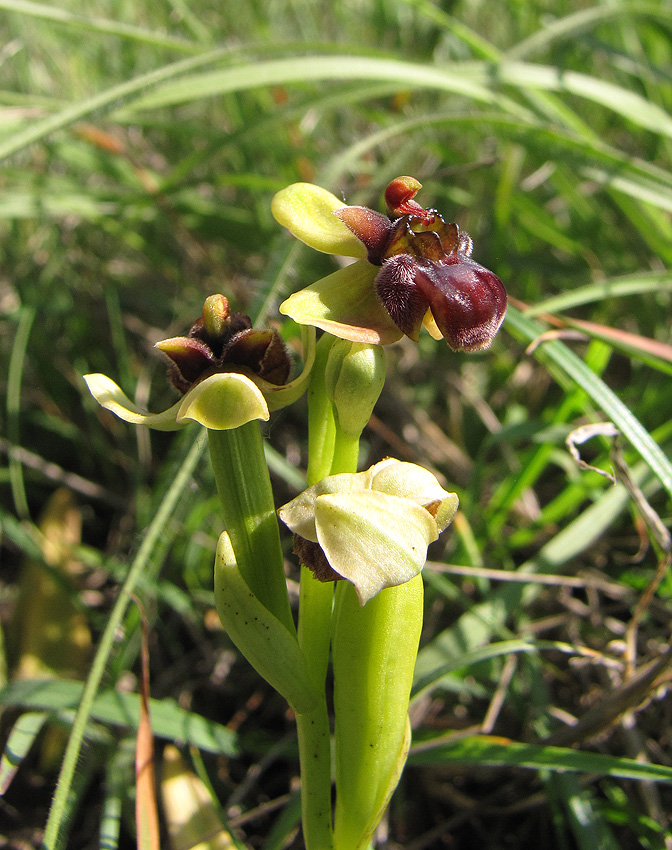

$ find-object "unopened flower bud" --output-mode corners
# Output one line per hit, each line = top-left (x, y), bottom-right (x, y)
(278, 459), (458, 604)
(200, 293), (230, 338)
(324, 340), (386, 439)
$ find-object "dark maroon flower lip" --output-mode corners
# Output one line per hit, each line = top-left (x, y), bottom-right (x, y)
(335, 177), (507, 351)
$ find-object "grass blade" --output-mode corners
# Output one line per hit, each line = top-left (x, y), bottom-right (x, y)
(0, 0), (201, 52)
(0, 47), (236, 163)
(0, 711), (48, 794)
(41, 432), (206, 850)
(410, 735), (672, 784)
(505, 305), (672, 499)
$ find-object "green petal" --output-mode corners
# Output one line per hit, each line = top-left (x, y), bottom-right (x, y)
(177, 372), (269, 429)
(272, 183), (366, 258)
(279, 260), (403, 345)
(277, 468), (372, 542)
(370, 459), (459, 531)
(315, 491), (438, 604)
(83, 373), (186, 431)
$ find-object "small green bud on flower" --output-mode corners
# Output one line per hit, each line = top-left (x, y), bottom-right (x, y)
(200, 293), (229, 338)
(278, 459), (458, 604)
(324, 340), (386, 439)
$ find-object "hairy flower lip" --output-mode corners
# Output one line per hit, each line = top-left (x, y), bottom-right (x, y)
(273, 180), (507, 350)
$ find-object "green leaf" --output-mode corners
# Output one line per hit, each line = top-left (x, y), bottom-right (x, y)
(213, 532), (318, 715)
(0, 680), (238, 756)
(410, 735), (672, 783)
(0, 711), (48, 794)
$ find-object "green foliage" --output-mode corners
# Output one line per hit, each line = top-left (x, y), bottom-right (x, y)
(1, 0), (671, 847)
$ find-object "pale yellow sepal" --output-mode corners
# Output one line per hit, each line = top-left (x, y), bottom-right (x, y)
(83, 373), (185, 431)
(278, 459), (459, 604)
(280, 259), (403, 345)
(278, 468), (375, 542)
(272, 182), (367, 258)
(370, 458), (459, 531)
(315, 491), (438, 605)
(84, 372), (270, 431)
(177, 372), (269, 428)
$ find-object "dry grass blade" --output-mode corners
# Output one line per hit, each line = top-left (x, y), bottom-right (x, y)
(542, 646), (672, 748)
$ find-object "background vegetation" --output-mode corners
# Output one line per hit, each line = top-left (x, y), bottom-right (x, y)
(1, 0), (672, 847)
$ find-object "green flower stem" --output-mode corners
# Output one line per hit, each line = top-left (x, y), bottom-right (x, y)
(208, 423), (294, 635)
(330, 429), (360, 475)
(296, 586), (334, 850)
(297, 335), (387, 849)
(332, 576), (423, 850)
(306, 333), (337, 485)
(295, 334), (339, 850)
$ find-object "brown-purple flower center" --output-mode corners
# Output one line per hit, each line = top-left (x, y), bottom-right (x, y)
(335, 177), (507, 351)
(156, 295), (291, 394)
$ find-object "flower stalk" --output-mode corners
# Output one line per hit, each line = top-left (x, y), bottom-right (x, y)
(208, 422), (294, 634)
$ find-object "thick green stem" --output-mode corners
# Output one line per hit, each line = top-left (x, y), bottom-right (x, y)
(296, 336), (337, 849)
(297, 335), (386, 849)
(296, 681), (334, 850)
(208, 423), (294, 635)
(333, 577), (423, 850)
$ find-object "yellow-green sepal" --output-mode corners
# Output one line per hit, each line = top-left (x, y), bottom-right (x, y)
(272, 183), (367, 258)
(279, 260), (402, 346)
(315, 491), (437, 605)
(177, 372), (269, 428)
(83, 373), (186, 431)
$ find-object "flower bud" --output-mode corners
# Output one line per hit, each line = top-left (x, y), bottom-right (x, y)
(278, 459), (458, 604)
(324, 339), (386, 439)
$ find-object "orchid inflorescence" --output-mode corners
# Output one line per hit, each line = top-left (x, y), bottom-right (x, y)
(85, 175), (506, 850)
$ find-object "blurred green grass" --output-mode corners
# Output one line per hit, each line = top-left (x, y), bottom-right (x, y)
(1, 0), (672, 847)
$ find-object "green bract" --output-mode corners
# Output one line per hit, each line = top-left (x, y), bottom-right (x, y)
(278, 458), (458, 604)
(324, 339), (387, 438)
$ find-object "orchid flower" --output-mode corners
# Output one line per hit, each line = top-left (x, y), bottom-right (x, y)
(84, 295), (315, 431)
(278, 458), (458, 604)
(273, 176), (506, 350)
